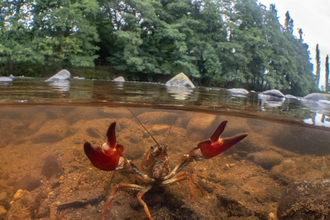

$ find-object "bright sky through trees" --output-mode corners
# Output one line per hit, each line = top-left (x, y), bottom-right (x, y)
(258, 0), (330, 89)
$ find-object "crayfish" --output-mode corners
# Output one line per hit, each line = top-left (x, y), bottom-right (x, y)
(84, 113), (247, 220)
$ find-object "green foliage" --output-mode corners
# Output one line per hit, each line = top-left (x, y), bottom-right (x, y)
(0, 0), (319, 96)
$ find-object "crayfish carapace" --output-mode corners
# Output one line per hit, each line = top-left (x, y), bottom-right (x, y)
(84, 114), (247, 220)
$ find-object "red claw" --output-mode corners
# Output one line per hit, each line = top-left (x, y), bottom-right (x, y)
(84, 122), (124, 171)
(197, 121), (247, 159)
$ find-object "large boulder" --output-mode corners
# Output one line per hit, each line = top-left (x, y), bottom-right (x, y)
(227, 88), (249, 94)
(258, 89), (285, 107)
(45, 69), (71, 82)
(302, 93), (330, 102)
(186, 113), (218, 141)
(165, 72), (195, 88)
(113, 76), (125, 82)
(277, 178), (330, 220)
(247, 151), (283, 170)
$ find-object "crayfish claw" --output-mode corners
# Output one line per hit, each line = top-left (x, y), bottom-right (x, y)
(210, 120), (228, 143)
(84, 122), (124, 171)
(197, 121), (248, 159)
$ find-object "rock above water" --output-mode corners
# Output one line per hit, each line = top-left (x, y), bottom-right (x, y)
(227, 88), (249, 94)
(41, 155), (64, 179)
(165, 72), (195, 88)
(302, 93), (330, 102)
(13, 174), (42, 193)
(45, 69), (71, 82)
(259, 90), (285, 107)
(0, 76), (13, 82)
(247, 151), (283, 170)
(186, 113), (218, 141)
(277, 178), (330, 220)
(113, 76), (125, 82)
(259, 89), (285, 98)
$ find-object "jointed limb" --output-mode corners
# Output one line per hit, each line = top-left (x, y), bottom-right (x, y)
(101, 183), (146, 220)
(161, 171), (206, 201)
(137, 185), (153, 220)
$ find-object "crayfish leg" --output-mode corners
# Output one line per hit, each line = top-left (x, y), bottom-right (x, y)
(137, 185), (153, 220)
(101, 183), (145, 220)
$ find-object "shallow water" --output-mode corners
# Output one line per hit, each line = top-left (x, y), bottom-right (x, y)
(0, 79), (330, 219)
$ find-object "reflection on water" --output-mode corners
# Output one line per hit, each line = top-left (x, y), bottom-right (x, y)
(47, 80), (70, 92)
(166, 86), (193, 100)
(0, 78), (330, 128)
(304, 113), (330, 127)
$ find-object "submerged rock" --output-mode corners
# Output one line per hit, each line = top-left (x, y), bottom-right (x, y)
(186, 113), (218, 141)
(13, 174), (41, 193)
(31, 119), (68, 143)
(45, 69), (71, 82)
(41, 155), (64, 179)
(277, 178), (330, 220)
(247, 151), (283, 170)
(113, 76), (125, 82)
(165, 72), (195, 88)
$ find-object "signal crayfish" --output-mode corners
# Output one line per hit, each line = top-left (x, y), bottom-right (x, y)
(84, 112), (248, 220)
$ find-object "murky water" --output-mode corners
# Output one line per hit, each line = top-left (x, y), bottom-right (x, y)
(1, 79), (330, 219)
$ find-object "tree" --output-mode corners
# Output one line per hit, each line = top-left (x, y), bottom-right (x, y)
(32, 0), (100, 68)
(316, 44), (321, 88)
(326, 55), (329, 92)
(0, 0), (44, 73)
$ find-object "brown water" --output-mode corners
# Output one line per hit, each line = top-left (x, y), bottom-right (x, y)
(1, 79), (330, 220)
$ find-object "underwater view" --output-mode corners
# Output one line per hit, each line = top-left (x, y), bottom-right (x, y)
(0, 79), (330, 220)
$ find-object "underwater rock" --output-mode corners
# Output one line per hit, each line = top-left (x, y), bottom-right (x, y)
(13, 175), (41, 193)
(247, 151), (283, 170)
(0, 205), (6, 215)
(150, 124), (169, 135)
(45, 69), (71, 82)
(86, 127), (101, 138)
(0, 192), (7, 202)
(165, 72), (195, 88)
(41, 155), (64, 179)
(113, 76), (125, 82)
(31, 119), (68, 143)
(136, 111), (177, 125)
(186, 113), (218, 141)
(277, 178), (330, 220)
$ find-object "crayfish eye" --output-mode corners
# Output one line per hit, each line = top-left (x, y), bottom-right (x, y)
(150, 146), (154, 150)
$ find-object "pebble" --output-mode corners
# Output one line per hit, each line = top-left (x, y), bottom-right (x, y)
(14, 189), (26, 200)
(229, 163), (236, 167)
(269, 212), (275, 220)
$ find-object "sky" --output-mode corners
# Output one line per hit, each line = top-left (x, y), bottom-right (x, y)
(258, 0), (330, 90)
